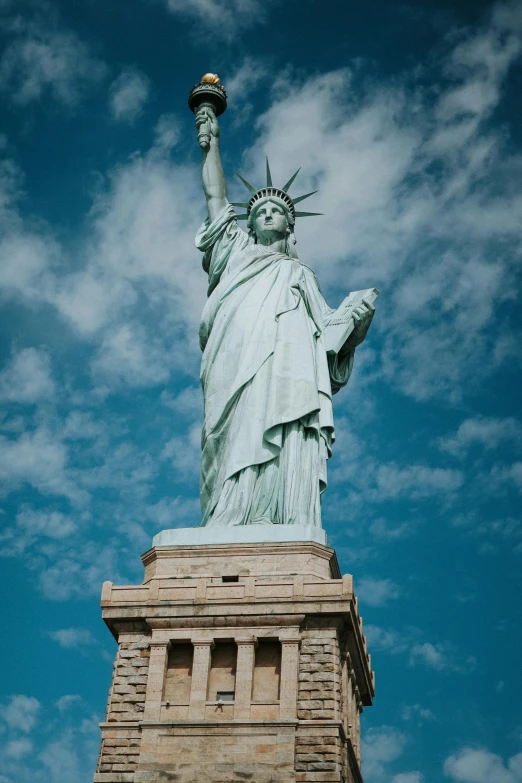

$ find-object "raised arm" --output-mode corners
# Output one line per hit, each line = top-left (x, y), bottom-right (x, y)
(195, 105), (228, 223)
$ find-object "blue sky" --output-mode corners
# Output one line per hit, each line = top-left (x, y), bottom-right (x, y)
(0, 0), (521, 780)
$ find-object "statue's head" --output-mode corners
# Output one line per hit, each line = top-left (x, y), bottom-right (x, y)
(248, 196), (296, 252)
(232, 161), (322, 257)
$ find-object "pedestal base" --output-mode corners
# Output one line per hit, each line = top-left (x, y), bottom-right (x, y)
(153, 523), (327, 548)
(94, 537), (374, 783)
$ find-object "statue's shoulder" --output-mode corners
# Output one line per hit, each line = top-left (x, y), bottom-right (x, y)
(300, 262), (322, 291)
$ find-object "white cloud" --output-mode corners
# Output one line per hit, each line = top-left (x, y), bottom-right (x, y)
(161, 421), (202, 480)
(490, 462), (522, 491)
(49, 628), (97, 649)
(363, 726), (423, 783)
(357, 577), (401, 607)
(39, 735), (82, 782)
(222, 57), (272, 126)
(4, 737), (33, 759)
(224, 57), (271, 103)
(163, 0), (268, 37)
(0, 426), (87, 504)
(444, 747), (522, 783)
(55, 695), (82, 713)
(78, 441), (156, 498)
(91, 322), (172, 387)
(0, 507), (79, 558)
(17, 506), (76, 539)
(439, 417), (522, 456)
(0, 216), (59, 299)
(109, 69), (150, 123)
(377, 465), (464, 498)
(0, 88), (204, 360)
(372, 463), (463, 500)
(0, 347), (55, 404)
(364, 726), (406, 780)
(452, 512), (522, 553)
(38, 542), (122, 601)
(153, 113), (180, 151)
(145, 495), (201, 528)
(62, 411), (105, 441)
(330, 425), (464, 506)
(364, 625), (409, 655)
(0, 15), (107, 106)
(369, 518), (413, 540)
(161, 385), (202, 417)
(409, 642), (450, 671)
(363, 725), (424, 783)
(52, 270), (137, 337)
(409, 642), (476, 673)
(366, 625), (476, 673)
(401, 704), (435, 723)
(3, 695), (40, 732)
(0, 698), (100, 783)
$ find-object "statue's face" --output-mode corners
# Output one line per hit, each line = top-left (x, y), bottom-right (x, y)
(252, 199), (289, 242)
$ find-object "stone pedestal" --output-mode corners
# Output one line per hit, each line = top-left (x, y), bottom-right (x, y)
(94, 528), (374, 783)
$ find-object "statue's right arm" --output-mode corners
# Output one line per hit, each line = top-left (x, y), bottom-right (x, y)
(196, 106), (228, 223)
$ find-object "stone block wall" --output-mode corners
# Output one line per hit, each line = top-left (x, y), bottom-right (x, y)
(296, 618), (363, 783)
(298, 620), (342, 721)
(295, 726), (344, 779)
(96, 633), (150, 779)
(96, 727), (142, 781)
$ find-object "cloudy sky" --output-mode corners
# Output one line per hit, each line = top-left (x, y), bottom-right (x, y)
(0, 0), (521, 780)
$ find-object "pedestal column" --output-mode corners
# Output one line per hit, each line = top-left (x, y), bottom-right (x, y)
(279, 636), (300, 719)
(234, 636), (257, 719)
(188, 639), (215, 719)
(143, 640), (170, 721)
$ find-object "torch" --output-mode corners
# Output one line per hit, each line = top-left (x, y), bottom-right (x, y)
(188, 73), (228, 150)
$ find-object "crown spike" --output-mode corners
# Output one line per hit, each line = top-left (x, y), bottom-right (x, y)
(230, 201), (250, 208)
(294, 211), (323, 217)
(292, 190), (318, 205)
(236, 214), (249, 220)
(235, 172), (257, 195)
(266, 158), (273, 188)
(282, 168), (301, 191)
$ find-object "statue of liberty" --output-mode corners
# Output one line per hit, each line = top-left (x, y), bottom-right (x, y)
(191, 76), (376, 529)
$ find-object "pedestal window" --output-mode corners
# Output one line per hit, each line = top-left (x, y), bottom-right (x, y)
(164, 642), (193, 704)
(252, 639), (281, 702)
(207, 641), (237, 701)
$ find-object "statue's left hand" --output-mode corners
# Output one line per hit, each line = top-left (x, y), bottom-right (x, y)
(345, 298), (375, 350)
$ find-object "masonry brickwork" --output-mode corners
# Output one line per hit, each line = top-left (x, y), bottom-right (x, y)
(94, 540), (374, 783)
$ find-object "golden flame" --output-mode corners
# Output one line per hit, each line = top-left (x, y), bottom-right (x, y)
(201, 73), (221, 85)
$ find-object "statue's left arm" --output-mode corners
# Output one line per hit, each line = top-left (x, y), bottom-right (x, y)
(344, 298), (376, 349)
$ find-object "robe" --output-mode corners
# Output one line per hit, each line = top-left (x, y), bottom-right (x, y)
(196, 205), (354, 527)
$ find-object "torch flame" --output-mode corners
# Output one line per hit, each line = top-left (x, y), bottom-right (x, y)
(201, 73), (221, 85)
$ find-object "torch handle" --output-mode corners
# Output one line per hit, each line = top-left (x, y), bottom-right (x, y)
(196, 101), (216, 150)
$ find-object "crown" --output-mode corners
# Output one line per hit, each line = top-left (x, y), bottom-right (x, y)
(231, 159), (322, 221)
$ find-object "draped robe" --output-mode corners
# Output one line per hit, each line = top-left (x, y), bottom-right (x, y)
(196, 205), (354, 527)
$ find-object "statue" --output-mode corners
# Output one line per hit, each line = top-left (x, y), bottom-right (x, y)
(189, 75), (376, 529)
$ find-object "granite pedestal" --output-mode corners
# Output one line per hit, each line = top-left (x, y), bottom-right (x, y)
(94, 526), (374, 783)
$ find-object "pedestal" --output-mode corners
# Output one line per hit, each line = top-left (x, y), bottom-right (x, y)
(94, 526), (375, 783)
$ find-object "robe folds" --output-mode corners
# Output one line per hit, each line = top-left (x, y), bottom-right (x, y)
(196, 205), (353, 528)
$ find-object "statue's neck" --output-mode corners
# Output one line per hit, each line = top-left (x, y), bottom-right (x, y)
(256, 236), (287, 254)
